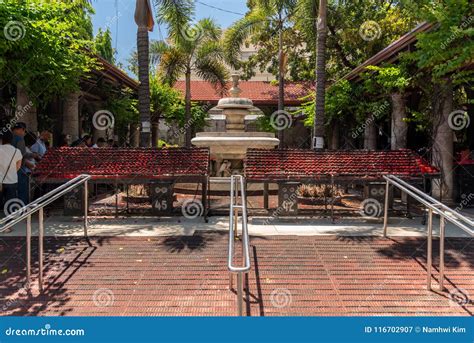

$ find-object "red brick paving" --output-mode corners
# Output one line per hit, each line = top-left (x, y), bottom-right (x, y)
(0, 234), (472, 316)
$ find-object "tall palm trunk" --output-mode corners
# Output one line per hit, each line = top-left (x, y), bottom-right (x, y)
(184, 68), (192, 147)
(312, 0), (327, 150)
(137, 25), (152, 147)
(277, 18), (285, 149)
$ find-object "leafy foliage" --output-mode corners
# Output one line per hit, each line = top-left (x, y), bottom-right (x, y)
(95, 28), (115, 63)
(302, 79), (354, 126)
(407, 0), (474, 85)
(0, 0), (97, 103)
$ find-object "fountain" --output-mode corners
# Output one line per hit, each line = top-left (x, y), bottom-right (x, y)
(192, 74), (279, 176)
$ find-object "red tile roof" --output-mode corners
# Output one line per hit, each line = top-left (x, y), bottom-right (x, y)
(173, 81), (313, 105)
(245, 149), (439, 180)
(34, 147), (210, 181)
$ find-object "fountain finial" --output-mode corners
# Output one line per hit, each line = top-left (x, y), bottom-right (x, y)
(230, 73), (241, 98)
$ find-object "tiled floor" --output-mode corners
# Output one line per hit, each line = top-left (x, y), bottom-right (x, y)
(0, 234), (472, 316)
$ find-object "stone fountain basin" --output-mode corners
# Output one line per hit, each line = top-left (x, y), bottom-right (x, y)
(192, 132), (279, 160)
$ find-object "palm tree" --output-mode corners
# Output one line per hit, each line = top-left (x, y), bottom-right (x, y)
(134, 0), (192, 147)
(156, 18), (228, 147)
(134, 0), (155, 147)
(224, 0), (296, 149)
(313, 0), (327, 150)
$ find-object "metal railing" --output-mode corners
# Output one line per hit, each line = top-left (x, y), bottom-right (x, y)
(227, 174), (251, 316)
(0, 174), (91, 291)
(383, 174), (473, 291)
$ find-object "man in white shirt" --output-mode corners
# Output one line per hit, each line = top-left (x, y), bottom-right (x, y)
(0, 131), (23, 212)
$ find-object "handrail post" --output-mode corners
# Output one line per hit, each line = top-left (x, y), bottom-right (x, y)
(26, 215), (31, 288)
(38, 208), (44, 292)
(237, 272), (243, 316)
(84, 180), (88, 237)
(439, 216), (445, 291)
(383, 180), (390, 237)
(427, 208), (433, 291)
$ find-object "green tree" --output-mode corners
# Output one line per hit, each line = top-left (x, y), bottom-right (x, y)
(224, 0), (297, 148)
(95, 27), (115, 63)
(405, 0), (474, 200)
(0, 0), (97, 103)
(156, 18), (228, 147)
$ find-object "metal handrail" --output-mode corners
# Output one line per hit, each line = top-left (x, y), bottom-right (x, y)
(383, 174), (473, 291)
(0, 176), (87, 225)
(0, 174), (91, 291)
(227, 174), (251, 316)
(386, 175), (474, 229)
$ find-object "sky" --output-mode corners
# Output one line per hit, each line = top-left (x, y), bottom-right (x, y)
(91, 0), (248, 74)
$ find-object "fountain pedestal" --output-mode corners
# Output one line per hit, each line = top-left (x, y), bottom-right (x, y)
(191, 74), (279, 176)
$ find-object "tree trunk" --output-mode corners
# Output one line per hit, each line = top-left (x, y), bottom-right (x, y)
(63, 92), (80, 141)
(137, 25), (151, 147)
(130, 123), (140, 147)
(151, 115), (159, 148)
(329, 121), (339, 150)
(16, 83), (38, 133)
(431, 78), (454, 202)
(312, 0), (327, 150)
(185, 69), (192, 147)
(277, 22), (285, 149)
(363, 119), (377, 150)
(390, 92), (408, 150)
(466, 86), (474, 151)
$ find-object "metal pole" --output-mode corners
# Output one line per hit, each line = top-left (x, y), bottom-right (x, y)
(84, 180), (88, 237)
(115, 181), (118, 218)
(38, 208), (44, 292)
(234, 208), (238, 240)
(439, 216), (445, 291)
(237, 272), (243, 316)
(26, 215), (31, 288)
(383, 181), (390, 237)
(330, 176), (335, 223)
(263, 182), (269, 210)
(229, 177), (235, 291)
(427, 208), (433, 291)
(234, 178), (238, 240)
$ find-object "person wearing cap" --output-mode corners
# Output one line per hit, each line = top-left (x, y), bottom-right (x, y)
(11, 122), (35, 204)
(0, 131), (23, 220)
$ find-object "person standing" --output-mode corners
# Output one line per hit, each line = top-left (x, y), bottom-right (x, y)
(11, 122), (34, 204)
(0, 131), (23, 216)
(31, 130), (52, 158)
